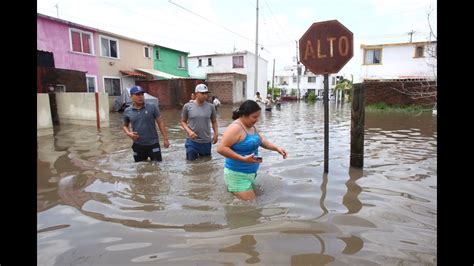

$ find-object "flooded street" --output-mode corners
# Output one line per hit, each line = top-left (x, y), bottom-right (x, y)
(37, 101), (437, 265)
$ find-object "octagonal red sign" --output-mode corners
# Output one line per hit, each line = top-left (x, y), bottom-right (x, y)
(299, 20), (353, 74)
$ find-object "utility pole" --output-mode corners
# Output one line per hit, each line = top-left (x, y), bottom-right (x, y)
(408, 30), (415, 43)
(254, 0), (259, 98)
(272, 58), (275, 97)
(295, 40), (300, 100)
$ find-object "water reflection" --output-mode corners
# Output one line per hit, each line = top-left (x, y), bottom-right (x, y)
(316, 173), (329, 219)
(224, 205), (263, 229)
(219, 235), (260, 264)
(343, 167), (363, 214)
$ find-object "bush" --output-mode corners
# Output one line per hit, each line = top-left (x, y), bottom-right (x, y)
(308, 92), (317, 102)
(267, 88), (281, 98)
(365, 103), (428, 113)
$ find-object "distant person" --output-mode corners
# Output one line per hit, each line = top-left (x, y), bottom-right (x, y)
(254, 92), (263, 103)
(212, 96), (221, 111)
(189, 92), (196, 103)
(275, 95), (282, 110)
(264, 94), (273, 112)
(217, 100), (287, 200)
(180, 84), (219, 160)
(122, 86), (170, 162)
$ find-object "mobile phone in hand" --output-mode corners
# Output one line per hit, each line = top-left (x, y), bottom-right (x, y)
(253, 155), (263, 161)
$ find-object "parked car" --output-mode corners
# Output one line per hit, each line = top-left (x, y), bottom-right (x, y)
(114, 87), (159, 112)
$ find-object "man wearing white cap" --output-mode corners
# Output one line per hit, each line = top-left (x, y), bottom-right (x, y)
(180, 84), (218, 160)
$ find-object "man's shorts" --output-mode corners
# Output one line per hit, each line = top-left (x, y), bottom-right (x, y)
(185, 138), (211, 161)
(224, 168), (257, 192)
(132, 142), (162, 162)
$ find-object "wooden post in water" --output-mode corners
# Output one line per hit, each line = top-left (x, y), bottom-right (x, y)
(324, 74), (329, 172)
(350, 83), (365, 168)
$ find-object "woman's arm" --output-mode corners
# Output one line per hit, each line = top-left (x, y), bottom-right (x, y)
(259, 134), (288, 159)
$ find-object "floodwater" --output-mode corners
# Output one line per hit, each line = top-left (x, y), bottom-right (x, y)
(37, 101), (437, 265)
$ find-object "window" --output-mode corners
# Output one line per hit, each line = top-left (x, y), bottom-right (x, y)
(308, 77), (316, 83)
(178, 55), (186, 69)
(364, 48), (381, 64)
(292, 76), (297, 83)
(156, 49), (160, 60)
(86, 75), (97, 93)
(208, 58), (212, 66)
(332, 77), (336, 85)
(198, 58), (202, 67)
(100, 36), (119, 58)
(144, 46), (150, 58)
(70, 29), (93, 54)
(104, 77), (121, 96)
(242, 81), (246, 98)
(233, 56), (244, 68)
(414, 46), (424, 58)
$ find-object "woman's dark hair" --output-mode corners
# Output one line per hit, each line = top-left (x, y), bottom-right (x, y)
(232, 100), (261, 120)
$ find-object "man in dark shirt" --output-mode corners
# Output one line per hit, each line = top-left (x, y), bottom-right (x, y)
(123, 86), (170, 162)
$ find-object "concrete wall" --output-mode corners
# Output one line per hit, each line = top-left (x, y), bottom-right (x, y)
(55, 93), (110, 126)
(363, 81), (437, 107)
(37, 94), (54, 137)
(138, 79), (203, 107)
(207, 73), (247, 103)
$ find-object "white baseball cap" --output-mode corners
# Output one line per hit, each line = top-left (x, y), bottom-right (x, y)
(195, 84), (209, 93)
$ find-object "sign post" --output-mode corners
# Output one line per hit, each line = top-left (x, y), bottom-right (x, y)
(299, 20), (353, 172)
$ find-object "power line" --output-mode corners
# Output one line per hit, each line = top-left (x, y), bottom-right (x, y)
(259, 5), (286, 47)
(263, 0), (294, 42)
(168, 0), (270, 53)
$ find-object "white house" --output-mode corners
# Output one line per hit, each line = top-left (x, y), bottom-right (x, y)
(360, 41), (437, 81)
(188, 51), (268, 101)
(272, 65), (338, 98)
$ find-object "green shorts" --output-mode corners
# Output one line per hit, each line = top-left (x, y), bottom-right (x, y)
(224, 168), (257, 192)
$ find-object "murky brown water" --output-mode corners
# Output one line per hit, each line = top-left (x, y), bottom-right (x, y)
(37, 101), (437, 265)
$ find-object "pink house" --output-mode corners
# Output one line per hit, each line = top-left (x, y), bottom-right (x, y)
(37, 14), (100, 93)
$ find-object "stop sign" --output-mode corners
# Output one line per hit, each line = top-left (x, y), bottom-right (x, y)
(299, 20), (353, 74)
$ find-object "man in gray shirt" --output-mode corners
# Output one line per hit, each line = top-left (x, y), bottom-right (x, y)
(180, 84), (218, 160)
(123, 86), (170, 162)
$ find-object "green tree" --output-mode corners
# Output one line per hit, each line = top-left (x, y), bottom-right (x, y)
(334, 75), (353, 102)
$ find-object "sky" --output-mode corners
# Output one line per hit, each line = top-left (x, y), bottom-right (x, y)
(37, 0), (437, 83)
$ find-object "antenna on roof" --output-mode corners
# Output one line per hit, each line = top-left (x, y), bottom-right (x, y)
(55, 3), (59, 18)
(407, 30), (416, 43)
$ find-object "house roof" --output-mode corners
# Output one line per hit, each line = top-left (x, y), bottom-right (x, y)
(188, 50), (268, 62)
(361, 40), (437, 49)
(135, 68), (191, 79)
(120, 70), (147, 78)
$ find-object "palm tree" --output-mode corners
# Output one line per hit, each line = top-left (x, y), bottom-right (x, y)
(334, 75), (353, 102)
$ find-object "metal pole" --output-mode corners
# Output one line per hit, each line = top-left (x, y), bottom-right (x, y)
(295, 40), (300, 100)
(254, 0), (259, 97)
(272, 58), (275, 97)
(324, 73), (329, 172)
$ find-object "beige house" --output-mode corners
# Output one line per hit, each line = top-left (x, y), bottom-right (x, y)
(95, 30), (155, 108)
